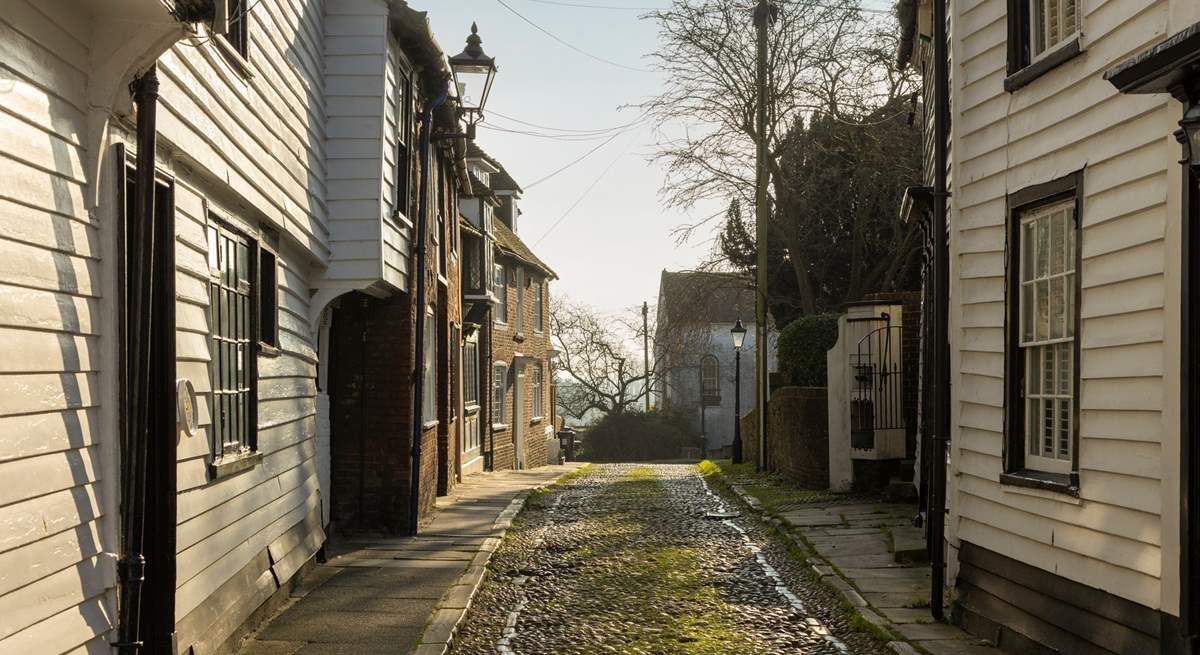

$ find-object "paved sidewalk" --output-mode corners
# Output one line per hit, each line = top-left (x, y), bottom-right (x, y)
(723, 481), (1003, 655)
(240, 463), (585, 655)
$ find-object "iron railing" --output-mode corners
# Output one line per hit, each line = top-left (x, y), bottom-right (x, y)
(851, 322), (905, 449)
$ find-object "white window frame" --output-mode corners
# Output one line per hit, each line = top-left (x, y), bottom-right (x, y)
(1018, 199), (1076, 474)
(515, 267), (526, 334)
(422, 311), (437, 425)
(494, 263), (508, 324)
(492, 362), (508, 426)
(532, 363), (544, 420)
(1029, 0), (1079, 63)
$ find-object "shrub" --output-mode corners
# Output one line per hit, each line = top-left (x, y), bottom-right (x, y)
(777, 313), (839, 386)
(580, 409), (703, 461)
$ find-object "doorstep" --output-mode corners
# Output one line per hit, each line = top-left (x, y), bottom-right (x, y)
(238, 463), (586, 655)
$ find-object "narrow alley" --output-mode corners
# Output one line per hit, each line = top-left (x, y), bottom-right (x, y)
(452, 464), (887, 655)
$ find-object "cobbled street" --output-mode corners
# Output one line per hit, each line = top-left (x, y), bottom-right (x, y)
(452, 464), (891, 655)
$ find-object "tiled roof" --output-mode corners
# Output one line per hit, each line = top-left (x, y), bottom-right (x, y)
(494, 221), (556, 279)
(467, 141), (523, 193)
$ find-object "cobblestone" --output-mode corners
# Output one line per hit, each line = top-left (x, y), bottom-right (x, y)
(452, 464), (892, 654)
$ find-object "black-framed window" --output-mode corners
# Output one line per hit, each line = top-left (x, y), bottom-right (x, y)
(394, 69), (413, 220)
(1005, 0), (1081, 91)
(492, 362), (508, 425)
(258, 248), (278, 349)
(222, 0), (249, 59)
(1004, 171), (1082, 488)
(206, 219), (257, 457)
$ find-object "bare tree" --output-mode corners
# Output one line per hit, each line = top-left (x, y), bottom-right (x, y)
(641, 0), (920, 315)
(552, 292), (714, 423)
(552, 299), (651, 422)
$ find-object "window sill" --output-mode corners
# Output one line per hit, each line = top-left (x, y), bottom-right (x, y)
(465, 404), (481, 415)
(258, 342), (281, 358)
(999, 469), (1079, 498)
(422, 420), (440, 431)
(514, 332), (525, 343)
(530, 416), (544, 424)
(1005, 38), (1082, 92)
(212, 33), (254, 79)
(492, 423), (509, 432)
(209, 451), (263, 479)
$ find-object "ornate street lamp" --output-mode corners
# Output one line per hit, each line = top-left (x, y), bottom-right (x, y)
(448, 22), (497, 140)
(731, 319), (747, 464)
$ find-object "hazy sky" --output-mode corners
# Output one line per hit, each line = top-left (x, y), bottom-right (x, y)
(419, 0), (890, 315)
(418, 0), (713, 316)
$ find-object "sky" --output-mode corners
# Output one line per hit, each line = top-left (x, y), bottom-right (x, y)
(418, 0), (892, 316)
(419, 0), (714, 316)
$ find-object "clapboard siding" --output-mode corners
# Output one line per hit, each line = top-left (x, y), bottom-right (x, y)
(170, 176), (322, 642)
(948, 0), (1174, 612)
(322, 0), (394, 292)
(0, 2), (115, 652)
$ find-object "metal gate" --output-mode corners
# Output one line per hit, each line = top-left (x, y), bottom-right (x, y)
(851, 319), (905, 450)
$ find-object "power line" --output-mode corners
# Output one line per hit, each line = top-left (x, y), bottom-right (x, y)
(480, 123), (641, 141)
(487, 109), (648, 134)
(494, 0), (654, 73)
(531, 148), (627, 246)
(525, 132), (622, 189)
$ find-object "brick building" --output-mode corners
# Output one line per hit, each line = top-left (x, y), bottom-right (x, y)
(460, 144), (558, 471)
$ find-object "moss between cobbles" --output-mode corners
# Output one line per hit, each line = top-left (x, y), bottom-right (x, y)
(562, 466), (761, 654)
(697, 460), (901, 647)
(699, 459), (845, 511)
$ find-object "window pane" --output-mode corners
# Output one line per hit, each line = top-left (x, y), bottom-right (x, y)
(207, 226), (220, 270)
(1022, 283), (1034, 343)
(1037, 279), (1050, 340)
(1058, 342), (1071, 395)
(1050, 212), (1063, 275)
(1042, 345), (1054, 400)
(1042, 398), (1055, 456)
(1028, 396), (1040, 456)
(1022, 222), (1035, 283)
(1027, 347), (1041, 395)
(1058, 398), (1071, 460)
(1050, 276), (1065, 339)
(1036, 217), (1049, 278)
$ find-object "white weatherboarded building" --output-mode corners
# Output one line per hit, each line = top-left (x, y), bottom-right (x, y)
(900, 0), (1200, 650)
(0, 0), (331, 652)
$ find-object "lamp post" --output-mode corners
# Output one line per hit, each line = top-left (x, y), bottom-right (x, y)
(448, 22), (497, 141)
(731, 319), (747, 464)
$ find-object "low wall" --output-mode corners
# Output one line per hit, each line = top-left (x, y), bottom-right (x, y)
(740, 386), (829, 489)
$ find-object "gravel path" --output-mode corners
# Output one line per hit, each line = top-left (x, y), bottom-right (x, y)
(452, 463), (892, 654)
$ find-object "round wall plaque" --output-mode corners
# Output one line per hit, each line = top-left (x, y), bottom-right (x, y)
(177, 378), (198, 437)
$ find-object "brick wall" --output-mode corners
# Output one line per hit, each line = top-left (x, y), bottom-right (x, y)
(487, 253), (553, 470)
(329, 292), (422, 535)
(739, 386), (829, 489)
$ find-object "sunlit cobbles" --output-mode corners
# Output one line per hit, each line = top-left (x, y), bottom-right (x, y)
(451, 464), (892, 655)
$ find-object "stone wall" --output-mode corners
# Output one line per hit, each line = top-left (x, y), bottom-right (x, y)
(739, 386), (830, 489)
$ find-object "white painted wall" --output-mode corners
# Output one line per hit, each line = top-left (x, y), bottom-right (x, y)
(945, 0), (1175, 610)
(0, 2), (117, 652)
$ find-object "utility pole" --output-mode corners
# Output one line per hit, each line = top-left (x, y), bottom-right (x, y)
(753, 0), (775, 472)
(643, 301), (651, 412)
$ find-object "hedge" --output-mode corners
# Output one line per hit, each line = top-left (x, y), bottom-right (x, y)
(777, 313), (839, 386)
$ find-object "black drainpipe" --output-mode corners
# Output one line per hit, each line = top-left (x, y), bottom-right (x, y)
(115, 65), (159, 655)
(409, 83), (449, 535)
(929, 0), (951, 623)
